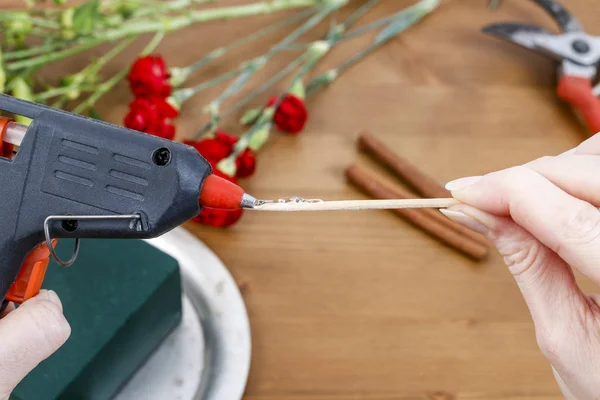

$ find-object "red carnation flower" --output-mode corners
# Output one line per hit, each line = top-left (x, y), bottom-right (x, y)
(267, 94), (308, 134)
(193, 207), (244, 227)
(128, 55), (172, 97)
(215, 131), (238, 147)
(124, 97), (178, 140)
(154, 98), (179, 119)
(235, 149), (256, 178)
(183, 138), (232, 164)
(148, 119), (176, 141)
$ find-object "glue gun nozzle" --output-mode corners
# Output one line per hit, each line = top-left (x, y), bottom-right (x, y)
(199, 173), (257, 210)
(240, 193), (257, 209)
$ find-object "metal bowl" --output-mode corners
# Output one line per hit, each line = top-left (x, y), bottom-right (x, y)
(113, 227), (251, 400)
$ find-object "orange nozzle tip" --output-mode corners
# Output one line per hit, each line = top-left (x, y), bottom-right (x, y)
(200, 174), (245, 210)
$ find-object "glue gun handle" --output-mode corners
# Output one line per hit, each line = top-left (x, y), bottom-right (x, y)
(557, 75), (600, 136)
(0, 238), (52, 305)
(0, 244), (30, 305)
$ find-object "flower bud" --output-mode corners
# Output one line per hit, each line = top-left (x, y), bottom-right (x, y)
(239, 108), (261, 125)
(60, 72), (85, 87)
(10, 77), (33, 125)
(244, 56), (267, 72)
(60, 8), (76, 39)
(288, 79), (305, 99)
(216, 157), (237, 178)
(248, 124), (270, 151)
(66, 88), (80, 101)
(6, 12), (32, 47)
(203, 101), (219, 117)
(117, 1), (141, 19)
(169, 67), (188, 88)
(166, 96), (181, 112)
(306, 41), (330, 62)
(233, 136), (249, 153)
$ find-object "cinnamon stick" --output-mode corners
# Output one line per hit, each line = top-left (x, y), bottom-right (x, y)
(358, 131), (450, 198)
(346, 164), (488, 260)
(357, 131), (489, 248)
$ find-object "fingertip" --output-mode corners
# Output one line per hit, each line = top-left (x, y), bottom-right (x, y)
(18, 291), (71, 351)
(32, 290), (63, 312)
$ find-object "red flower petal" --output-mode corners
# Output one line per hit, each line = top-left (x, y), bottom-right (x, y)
(147, 119), (176, 140)
(192, 207), (243, 227)
(235, 149), (256, 178)
(266, 94), (307, 134)
(128, 55), (172, 98)
(184, 138), (232, 164)
(214, 131), (238, 147)
(152, 97), (179, 119)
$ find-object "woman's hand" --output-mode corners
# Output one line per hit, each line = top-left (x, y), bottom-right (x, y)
(0, 290), (70, 400)
(441, 134), (600, 399)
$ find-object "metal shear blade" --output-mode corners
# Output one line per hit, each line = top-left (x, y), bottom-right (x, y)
(482, 0), (600, 67)
(531, 0), (582, 32)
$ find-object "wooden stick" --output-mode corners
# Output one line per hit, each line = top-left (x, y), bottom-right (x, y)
(345, 164), (490, 248)
(358, 131), (450, 198)
(345, 164), (488, 260)
(252, 198), (460, 211)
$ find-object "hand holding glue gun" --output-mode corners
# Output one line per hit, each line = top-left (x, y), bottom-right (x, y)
(0, 290), (70, 399)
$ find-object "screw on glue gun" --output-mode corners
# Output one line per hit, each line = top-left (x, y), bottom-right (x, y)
(0, 93), (248, 307)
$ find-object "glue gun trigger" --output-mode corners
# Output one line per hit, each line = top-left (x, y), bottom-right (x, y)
(5, 240), (57, 305)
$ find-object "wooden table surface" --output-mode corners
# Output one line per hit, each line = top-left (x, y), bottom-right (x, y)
(12, 0), (600, 398)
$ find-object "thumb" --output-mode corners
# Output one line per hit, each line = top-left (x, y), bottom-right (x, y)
(440, 206), (587, 360)
(0, 290), (71, 399)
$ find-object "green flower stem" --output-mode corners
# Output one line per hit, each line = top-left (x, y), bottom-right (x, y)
(204, 2), (344, 128)
(223, 53), (308, 120)
(489, 0), (501, 10)
(72, 32), (165, 114)
(171, 67), (245, 105)
(45, 35), (136, 104)
(35, 85), (95, 101)
(102, 0), (217, 27)
(6, 37), (107, 72)
(171, 7), (314, 85)
(193, 50), (309, 139)
(307, 0), (439, 95)
(101, 0), (322, 41)
(4, 40), (71, 61)
(0, 14), (60, 29)
(226, 47), (327, 158)
(7, 0), (320, 72)
(337, 0), (380, 32)
(71, 70), (126, 114)
(333, 5), (421, 44)
(222, 0), (374, 122)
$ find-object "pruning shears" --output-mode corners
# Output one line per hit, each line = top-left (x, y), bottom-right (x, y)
(483, 0), (600, 134)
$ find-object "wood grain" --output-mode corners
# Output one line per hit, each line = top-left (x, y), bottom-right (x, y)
(8, 0), (600, 398)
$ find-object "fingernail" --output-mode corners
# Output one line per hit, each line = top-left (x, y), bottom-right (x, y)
(445, 176), (483, 191)
(440, 209), (489, 235)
